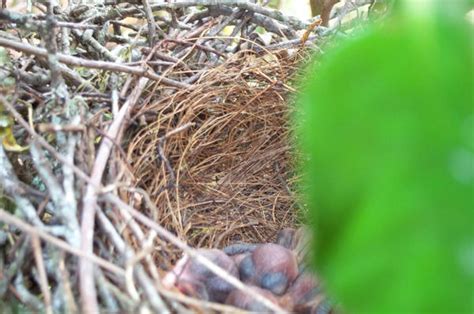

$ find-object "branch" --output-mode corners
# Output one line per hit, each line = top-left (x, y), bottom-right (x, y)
(0, 209), (125, 276)
(0, 37), (191, 89)
(105, 193), (287, 314)
(79, 76), (149, 313)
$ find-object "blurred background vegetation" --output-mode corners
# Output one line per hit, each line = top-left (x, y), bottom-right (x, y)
(298, 0), (473, 312)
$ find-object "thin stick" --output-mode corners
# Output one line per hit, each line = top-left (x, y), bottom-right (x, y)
(0, 210), (125, 276)
(31, 235), (53, 314)
(0, 37), (190, 89)
(79, 76), (149, 313)
(105, 194), (287, 314)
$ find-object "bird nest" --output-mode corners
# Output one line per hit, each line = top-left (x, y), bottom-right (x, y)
(127, 49), (303, 252)
(0, 0), (370, 312)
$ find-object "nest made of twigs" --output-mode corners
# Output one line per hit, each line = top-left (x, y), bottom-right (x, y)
(0, 0), (372, 311)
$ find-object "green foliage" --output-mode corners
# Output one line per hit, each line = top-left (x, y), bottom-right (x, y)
(297, 1), (473, 313)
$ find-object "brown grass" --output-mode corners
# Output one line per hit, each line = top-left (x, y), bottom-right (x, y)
(126, 49), (306, 264)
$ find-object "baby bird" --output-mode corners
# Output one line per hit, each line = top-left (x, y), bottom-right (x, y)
(162, 249), (239, 303)
(223, 243), (258, 267)
(275, 228), (332, 313)
(237, 243), (299, 296)
(285, 271), (320, 307)
(225, 285), (280, 312)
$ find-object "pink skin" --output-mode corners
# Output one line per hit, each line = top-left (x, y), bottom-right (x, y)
(223, 243), (256, 273)
(162, 249), (239, 303)
(285, 271), (319, 306)
(229, 252), (249, 266)
(225, 285), (280, 312)
(239, 243), (299, 296)
(162, 234), (318, 310)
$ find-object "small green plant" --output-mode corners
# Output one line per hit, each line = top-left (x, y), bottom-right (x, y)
(297, 1), (473, 312)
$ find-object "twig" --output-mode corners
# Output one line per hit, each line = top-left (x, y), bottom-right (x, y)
(116, 0), (310, 31)
(142, 0), (157, 45)
(58, 252), (78, 314)
(0, 209), (125, 276)
(105, 193), (287, 314)
(156, 123), (195, 189)
(41, 7), (68, 104)
(30, 142), (80, 246)
(0, 1), (334, 311)
(0, 37), (191, 89)
(14, 272), (43, 311)
(158, 285), (253, 313)
(31, 235), (53, 314)
(0, 145), (44, 227)
(79, 76), (149, 313)
(0, 96), (93, 186)
(96, 206), (170, 313)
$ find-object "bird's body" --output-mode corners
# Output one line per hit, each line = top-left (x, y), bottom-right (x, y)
(162, 249), (239, 302)
(225, 285), (280, 312)
(163, 231), (324, 312)
(237, 243), (299, 296)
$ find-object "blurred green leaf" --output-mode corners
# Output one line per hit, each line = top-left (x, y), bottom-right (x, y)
(297, 0), (473, 313)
